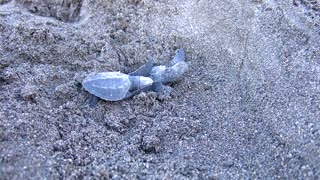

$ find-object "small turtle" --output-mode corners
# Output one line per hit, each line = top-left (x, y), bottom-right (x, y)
(150, 48), (188, 83)
(130, 48), (188, 84)
(82, 48), (188, 102)
(82, 71), (166, 101)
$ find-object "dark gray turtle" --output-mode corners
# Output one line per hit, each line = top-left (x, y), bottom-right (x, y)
(82, 48), (187, 103)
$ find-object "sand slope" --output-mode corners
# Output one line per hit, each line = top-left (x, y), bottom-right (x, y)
(0, 0), (319, 179)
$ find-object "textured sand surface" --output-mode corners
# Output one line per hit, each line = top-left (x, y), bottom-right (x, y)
(0, 0), (319, 179)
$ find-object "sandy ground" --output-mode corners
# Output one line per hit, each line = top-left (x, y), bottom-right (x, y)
(0, 0), (320, 179)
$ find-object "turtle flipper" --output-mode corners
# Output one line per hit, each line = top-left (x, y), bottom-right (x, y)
(89, 94), (99, 108)
(153, 82), (172, 100)
(124, 82), (172, 100)
(129, 57), (154, 77)
(169, 48), (185, 66)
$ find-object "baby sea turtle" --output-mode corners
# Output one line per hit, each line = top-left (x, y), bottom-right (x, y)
(150, 48), (188, 83)
(82, 48), (188, 102)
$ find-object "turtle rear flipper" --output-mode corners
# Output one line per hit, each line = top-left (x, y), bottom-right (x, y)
(129, 57), (154, 77)
(169, 48), (185, 66)
(89, 94), (99, 108)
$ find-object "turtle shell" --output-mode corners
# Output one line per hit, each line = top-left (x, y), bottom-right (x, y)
(82, 72), (131, 101)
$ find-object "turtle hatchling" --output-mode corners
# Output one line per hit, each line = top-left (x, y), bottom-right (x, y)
(82, 48), (188, 101)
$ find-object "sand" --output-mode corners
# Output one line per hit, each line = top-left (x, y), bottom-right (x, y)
(0, 0), (319, 179)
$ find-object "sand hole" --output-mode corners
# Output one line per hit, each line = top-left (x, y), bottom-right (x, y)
(17, 0), (83, 22)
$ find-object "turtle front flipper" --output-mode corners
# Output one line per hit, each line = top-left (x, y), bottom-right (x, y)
(152, 82), (172, 100)
(169, 48), (185, 66)
(124, 82), (172, 100)
(129, 57), (154, 77)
